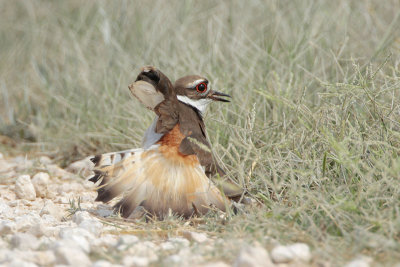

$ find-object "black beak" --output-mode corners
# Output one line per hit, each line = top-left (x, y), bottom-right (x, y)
(208, 90), (231, 102)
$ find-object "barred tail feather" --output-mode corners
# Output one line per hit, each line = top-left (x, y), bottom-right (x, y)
(88, 145), (227, 218)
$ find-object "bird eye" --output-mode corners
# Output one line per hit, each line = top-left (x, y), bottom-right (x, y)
(196, 82), (207, 93)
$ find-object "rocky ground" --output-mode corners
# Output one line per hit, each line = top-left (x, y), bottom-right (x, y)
(0, 152), (371, 267)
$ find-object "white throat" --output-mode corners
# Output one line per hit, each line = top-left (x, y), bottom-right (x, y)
(177, 95), (211, 114)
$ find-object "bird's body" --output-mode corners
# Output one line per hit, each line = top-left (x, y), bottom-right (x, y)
(89, 66), (241, 218)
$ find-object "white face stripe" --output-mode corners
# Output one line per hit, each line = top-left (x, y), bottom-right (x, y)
(187, 79), (208, 88)
(177, 95), (212, 114)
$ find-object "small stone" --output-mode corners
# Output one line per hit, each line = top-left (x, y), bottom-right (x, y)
(168, 237), (190, 247)
(345, 256), (373, 267)
(66, 157), (93, 177)
(0, 248), (10, 261)
(32, 172), (50, 198)
(15, 175), (36, 201)
(28, 223), (59, 238)
(94, 204), (114, 217)
(71, 211), (102, 236)
(56, 237), (91, 254)
(6, 258), (38, 267)
(72, 211), (91, 224)
(40, 201), (64, 220)
(54, 246), (91, 266)
(0, 152), (3, 159)
(59, 228), (92, 254)
(60, 227), (95, 241)
(271, 245), (293, 263)
(271, 243), (311, 264)
(182, 231), (208, 243)
(46, 164), (72, 179)
(13, 156), (34, 171)
(123, 256), (149, 267)
(10, 233), (40, 250)
(200, 262), (230, 267)
(0, 203), (12, 218)
(92, 260), (117, 267)
(166, 254), (181, 264)
(15, 213), (41, 232)
(0, 220), (16, 235)
(57, 181), (84, 193)
(116, 235), (140, 250)
(126, 242), (158, 262)
(160, 241), (175, 251)
(287, 243), (311, 262)
(32, 250), (56, 266)
(234, 245), (274, 267)
(0, 238), (7, 249)
(39, 156), (52, 165)
(0, 159), (16, 173)
(95, 234), (118, 247)
(79, 219), (103, 237)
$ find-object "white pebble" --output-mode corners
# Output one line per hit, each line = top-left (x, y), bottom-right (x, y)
(123, 256), (149, 267)
(31, 250), (56, 266)
(55, 237), (91, 254)
(116, 235), (139, 250)
(201, 262), (230, 267)
(39, 201), (64, 220)
(32, 172), (50, 198)
(168, 237), (190, 247)
(345, 256), (372, 267)
(10, 233), (40, 250)
(0, 239), (7, 249)
(60, 227), (95, 241)
(93, 234), (118, 248)
(15, 175), (36, 201)
(15, 213), (41, 232)
(54, 246), (91, 267)
(28, 223), (59, 238)
(0, 203), (12, 219)
(72, 211), (92, 224)
(71, 211), (102, 236)
(126, 242), (158, 262)
(14, 157), (34, 171)
(79, 219), (103, 237)
(39, 200), (65, 220)
(0, 220), (16, 235)
(6, 258), (38, 267)
(46, 164), (72, 179)
(66, 157), (94, 177)
(182, 231), (208, 243)
(165, 254), (182, 264)
(234, 245), (274, 267)
(271, 245), (293, 263)
(160, 241), (175, 251)
(287, 243), (311, 262)
(39, 156), (52, 165)
(271, 243), (311, 264)
(92, 260), (119, 267)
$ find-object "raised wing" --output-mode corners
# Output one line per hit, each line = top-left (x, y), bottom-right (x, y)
(128, 80), (164, 111)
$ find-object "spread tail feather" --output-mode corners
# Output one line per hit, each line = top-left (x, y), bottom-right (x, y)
(89, 146), (227, 218)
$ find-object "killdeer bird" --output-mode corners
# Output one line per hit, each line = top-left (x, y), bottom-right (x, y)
(89, 66), (242, 218)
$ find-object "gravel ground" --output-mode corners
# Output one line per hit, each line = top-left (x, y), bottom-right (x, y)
(0, 152), (369, 267)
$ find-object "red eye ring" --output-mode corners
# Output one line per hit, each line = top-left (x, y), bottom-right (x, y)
(196, 82), (207, 93)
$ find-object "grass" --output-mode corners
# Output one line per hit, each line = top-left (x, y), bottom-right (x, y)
(1, 0), (400, 265)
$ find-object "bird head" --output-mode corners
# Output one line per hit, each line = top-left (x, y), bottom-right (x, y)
(174, 75), (231, 114)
